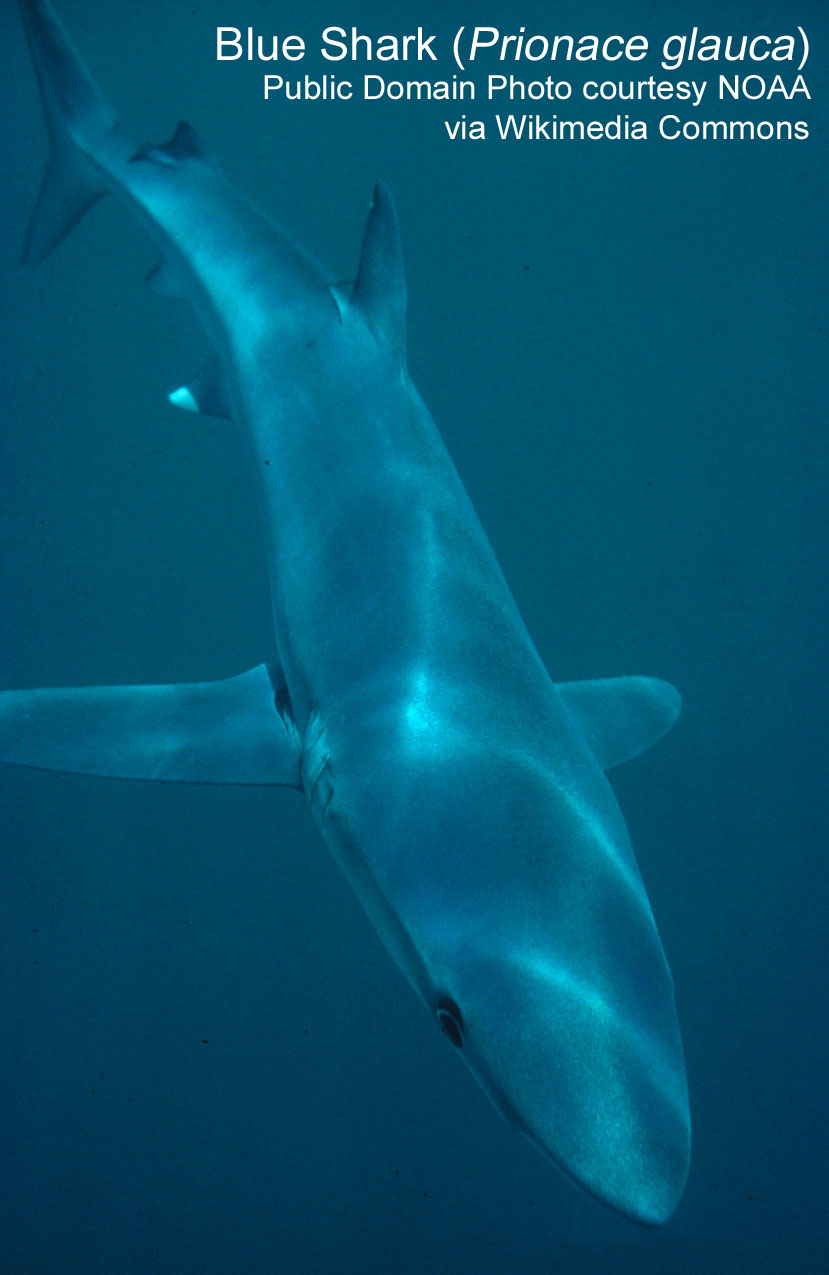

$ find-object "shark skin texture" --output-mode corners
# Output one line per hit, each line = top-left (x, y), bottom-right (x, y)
(2, 0), (691, 1225)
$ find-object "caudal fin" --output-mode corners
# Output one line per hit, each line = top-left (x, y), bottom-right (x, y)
(18, 0), (116, 261)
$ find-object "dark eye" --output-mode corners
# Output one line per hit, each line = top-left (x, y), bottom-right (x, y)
(436, 995), (464, 1049)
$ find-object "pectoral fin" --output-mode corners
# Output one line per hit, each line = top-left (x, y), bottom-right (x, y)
(557, 676), (682, 770)
(0, 662), (301, 786)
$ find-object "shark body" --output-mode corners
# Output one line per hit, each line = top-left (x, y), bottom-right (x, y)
(3, 0), (690, 1225)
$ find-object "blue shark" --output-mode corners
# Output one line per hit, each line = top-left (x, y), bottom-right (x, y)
(2, 0), (690, 1225)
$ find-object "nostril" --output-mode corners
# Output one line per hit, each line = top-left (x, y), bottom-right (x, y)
(436, 995), (464, 1048)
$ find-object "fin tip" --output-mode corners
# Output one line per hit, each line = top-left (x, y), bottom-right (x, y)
(169, 386), (199, 413)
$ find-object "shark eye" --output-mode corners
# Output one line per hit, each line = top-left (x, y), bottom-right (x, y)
(436, 995), (464, 1048)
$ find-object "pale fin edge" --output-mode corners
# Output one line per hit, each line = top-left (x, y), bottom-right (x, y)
(169, 358), (233, 420)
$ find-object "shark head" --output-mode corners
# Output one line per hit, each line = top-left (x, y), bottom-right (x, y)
(329, 688), (691, 1228)
(424, 936), (691, 1226)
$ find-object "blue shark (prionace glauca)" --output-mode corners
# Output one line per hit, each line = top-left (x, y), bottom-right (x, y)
(2, 0), (690, 1226)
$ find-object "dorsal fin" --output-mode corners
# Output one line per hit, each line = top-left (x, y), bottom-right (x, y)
(132, 121), (207, 168)
(350, 182), (407, 365)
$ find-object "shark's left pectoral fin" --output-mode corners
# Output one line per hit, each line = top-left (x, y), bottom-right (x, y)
(0, 662), (301, 786)
(557, 675), (682, 770)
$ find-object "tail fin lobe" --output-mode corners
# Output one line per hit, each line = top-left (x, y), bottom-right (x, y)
(18, 0), (116, 261)
(21, 143), (105, 263)
(19, 0), (116, 143)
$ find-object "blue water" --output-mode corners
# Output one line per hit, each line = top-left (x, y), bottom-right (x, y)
(1, 1), (826, 1271)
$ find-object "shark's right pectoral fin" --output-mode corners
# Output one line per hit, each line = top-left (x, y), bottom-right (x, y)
(0, 662), (302, 786)
(22, 143), (106, 264)
(556, 675), (682, 770)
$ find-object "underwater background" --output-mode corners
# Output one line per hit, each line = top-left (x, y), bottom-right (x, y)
(0, 1), (825, 1271)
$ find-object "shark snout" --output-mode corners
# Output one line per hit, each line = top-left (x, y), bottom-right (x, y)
(429, 943), (690, 1226)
